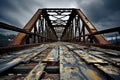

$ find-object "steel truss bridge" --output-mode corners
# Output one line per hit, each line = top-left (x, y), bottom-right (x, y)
(0, 8), (120, 80)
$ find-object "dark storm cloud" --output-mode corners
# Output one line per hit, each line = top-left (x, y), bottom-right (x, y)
(0, 0), (44, 27)
(77, 0), (120, 30)
(104, 0), (120, 11)
(0, 0), (45, 34)
(99, 0), (120, 29)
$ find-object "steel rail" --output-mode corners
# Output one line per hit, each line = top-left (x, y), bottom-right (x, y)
(0, 22), (55, 41)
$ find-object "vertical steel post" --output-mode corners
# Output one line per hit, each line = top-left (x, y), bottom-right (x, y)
(33, 24), (37, 43)
(82, 23), (85, 42)
(12, 9), (42, 45)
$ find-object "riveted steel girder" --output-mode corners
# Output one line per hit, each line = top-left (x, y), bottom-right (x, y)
(12, 10), (42, 45)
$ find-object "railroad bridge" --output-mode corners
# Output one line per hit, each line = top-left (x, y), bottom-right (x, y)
(0, 8), (120, 80)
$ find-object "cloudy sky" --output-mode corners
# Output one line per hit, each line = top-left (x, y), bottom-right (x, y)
(0, 0), (120, 35)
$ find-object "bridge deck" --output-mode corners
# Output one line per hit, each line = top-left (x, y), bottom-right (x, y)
(0, 42), (120, 80)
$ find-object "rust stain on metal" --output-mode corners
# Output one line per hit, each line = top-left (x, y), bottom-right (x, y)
(66, 67), (78, 71)
(37, 71), (42, 76)
(32, 71), (35, 74)
(46, 58), (54, 61)
(79, 62), (85, 64)
(87, 70), (102, 80)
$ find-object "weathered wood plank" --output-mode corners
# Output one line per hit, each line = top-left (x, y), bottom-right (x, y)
(90, 53), (120, 66)
(43, 46), (59, 62)
(111, 58), (120, 66)
(91, 47), (120, 56)
(74, 50), (107, 64)
(0, 57), (22, 73)
(66, 44), (74, 49)
(59, 46), (103, 80)
(23, 46), (48, 62)
(60, 46), (83, 80)
(0, 44), (48, 73)
(94, 64), (120, 80)
(24, 62), (46, 80)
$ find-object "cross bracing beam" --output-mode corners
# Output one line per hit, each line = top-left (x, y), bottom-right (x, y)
(61, 9), (76, 39)
(42, 9), (58, 39)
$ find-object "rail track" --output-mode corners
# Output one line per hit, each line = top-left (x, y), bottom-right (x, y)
(0, 42), (120, 80)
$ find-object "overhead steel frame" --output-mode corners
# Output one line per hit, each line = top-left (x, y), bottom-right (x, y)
(10, 8), (111, 45)
(0, 8), (120, 51)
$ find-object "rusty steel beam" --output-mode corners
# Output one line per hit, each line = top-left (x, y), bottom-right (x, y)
(91, 26), (120, 35)
(76, 9), (109, 44)
(75, 26), (120, 38)
(0, 22), (36, 35)
(0, 22), (28, 33)
(12, 9), (42, 45)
